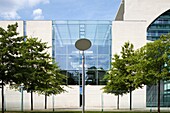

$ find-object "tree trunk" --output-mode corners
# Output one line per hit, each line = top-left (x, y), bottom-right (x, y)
(1, 81), (4, 113)
(158, 80), (160, 113)
(45, 94), (47, 109)
(130, 87), (132, 110)
(31, 91), (33, 110)
(117, 95), (119, 109)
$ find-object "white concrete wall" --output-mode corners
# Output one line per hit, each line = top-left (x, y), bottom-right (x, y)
(124, 0), (170, 26)
(112, 21), (147, 55)
(0, 21), (24, 36)
(26, 21), (52, 56)
(85, 86), (146, 110)
(1, 86), (79, 110)
(1, 85), (146, 110)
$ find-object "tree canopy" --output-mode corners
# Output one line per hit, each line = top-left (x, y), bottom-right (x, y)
(103, 34), (170, 112)
(0, 23), (66, 111)
(136, 34), (170, 113)
(103, 42), (138, 110)
(0, 23), (25, 113)
(103, 42), (140, 95)
(0, 23), (24, 85)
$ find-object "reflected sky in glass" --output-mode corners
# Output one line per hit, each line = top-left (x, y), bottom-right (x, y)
(52, 20), (112, 70)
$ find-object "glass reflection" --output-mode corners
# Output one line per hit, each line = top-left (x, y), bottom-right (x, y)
(146, 10), (170, 107)
(53, 20), (111, 85)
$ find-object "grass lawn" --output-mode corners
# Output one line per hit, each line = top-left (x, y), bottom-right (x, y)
(4, 111), (170, 113)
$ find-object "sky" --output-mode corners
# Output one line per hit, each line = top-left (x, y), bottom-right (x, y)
(0, 0), (121, 21)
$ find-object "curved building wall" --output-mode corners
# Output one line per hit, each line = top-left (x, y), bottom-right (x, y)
(147, 9), (170, 41)
(124, 0), (170, 26)
(146, 9), (170, 107)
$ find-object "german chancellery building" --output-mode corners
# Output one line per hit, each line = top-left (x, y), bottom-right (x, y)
(0, 0), (170, 111)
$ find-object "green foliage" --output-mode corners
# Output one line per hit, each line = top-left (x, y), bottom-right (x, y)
(103, 34), (170, 95)
(127, 33), (170, 113)
(135, 34), (170, 85)
(0, 23), (66, 95)
(36, 63), (66, 96)
(14, 37), (66, 95)
(103, 54), (127, 95)
(103, 42), (138, 95)
(0, 23), (25, 84)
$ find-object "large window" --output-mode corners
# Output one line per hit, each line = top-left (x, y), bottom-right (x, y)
(146, 9), (170, 107)
(52, 21), (112, 85)
(147, 9), (170, 41)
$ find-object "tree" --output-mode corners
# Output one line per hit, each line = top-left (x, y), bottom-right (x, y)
(14, 37), (49, 110)
(35, 62), (66, 109)
(103, 42), (142, 110)
(103, 53), (129, 109)
(136, 34), (170, 113)
(0, 23), (65, 111)
(14, 37), (66, 110)
(0, 23), (25, 113)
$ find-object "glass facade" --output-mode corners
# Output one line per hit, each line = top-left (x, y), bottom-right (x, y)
(147, 9), (170, 41)
(52, 21), (112, 85)
(146, 10), (170, 107)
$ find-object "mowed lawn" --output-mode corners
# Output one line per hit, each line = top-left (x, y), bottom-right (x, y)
(4, 111), (170, 113)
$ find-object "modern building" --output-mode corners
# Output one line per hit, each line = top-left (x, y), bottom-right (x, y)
(0, 0), (170, 111)
(112, 0), (170, 108)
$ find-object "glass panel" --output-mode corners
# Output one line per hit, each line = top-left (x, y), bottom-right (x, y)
(87, 45), (97, 54)
(98, 55), (110, 70)
(52, 20), (112, 85)
(147, 9), (170, 41)
(98, 70), (107, 85)
(67, 70), (80, 85)
(85, 55), (97, 69)
(86, 69), (97, 85)
(55, 46), (67, 55)
(69, 25), (79, 39)
(55, 55), (66, 70)
(59, 70), (67, 85)
(68, 44), (78, 54)
(68, 54), (81, 70)
(146, 10), (170, 107)
(98, 45), (110, 54)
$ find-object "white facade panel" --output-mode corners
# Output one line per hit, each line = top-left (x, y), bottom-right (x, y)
(85, 86), (146, 110)
(1, 86), (79, 110)
(0, 21), (24, 36)
(124, 0), (170, 26)
(132, 86), (146, 109)
(26, 21), (52, 56)
(112, 21), (147, 55)
(0, 85), (146, 110)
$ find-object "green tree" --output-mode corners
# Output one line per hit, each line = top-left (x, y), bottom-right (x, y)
(0, 23), (65, 111)
(36, 62), (66, 109)
(14, 37), (66, 110)
(136, 34), (170, 113)
(103, 42), (141, 110)
(0, 23), (25, 113)
(103, 54), (128, 109)
(16, 37), (50, 110)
